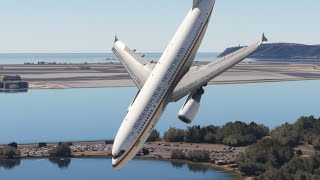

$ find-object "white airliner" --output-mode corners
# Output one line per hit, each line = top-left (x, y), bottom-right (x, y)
(111, 0), (267, 169)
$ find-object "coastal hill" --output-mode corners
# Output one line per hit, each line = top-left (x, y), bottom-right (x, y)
(218, 43), (320, 59)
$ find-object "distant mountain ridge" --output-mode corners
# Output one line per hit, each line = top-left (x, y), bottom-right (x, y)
(218, 43), (320, 59)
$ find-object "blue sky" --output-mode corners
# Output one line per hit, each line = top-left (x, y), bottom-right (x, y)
(0, 0), (319, 53)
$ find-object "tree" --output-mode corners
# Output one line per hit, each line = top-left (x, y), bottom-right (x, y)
(8, 142), (18, 149)
(256, 168), (288, 180)
(49, 143), (72, 157)
(184, 126), (205, 143)
(271, 123), (299, 147)
(204, 132), (216, 143)
(39, 142), (47, 148)
(164, 127), (185, 142)
(171, 150), (186, 160)
(238, 162), (262, 176)
(147, 129), (160, 142)
(271, 116), (320, 149)
(187, 150), (210, 162)
(236, 139), (294, 176)
(0, 146), (21, 159)
(215, 121), (267, 146)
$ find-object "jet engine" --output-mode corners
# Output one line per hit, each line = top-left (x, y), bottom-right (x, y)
(178, 87), (204, 124)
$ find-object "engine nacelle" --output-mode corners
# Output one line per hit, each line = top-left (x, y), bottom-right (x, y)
(178, 88), (204, 124)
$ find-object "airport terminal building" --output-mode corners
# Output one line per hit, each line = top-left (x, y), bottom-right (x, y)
(0, 75), (29, 92)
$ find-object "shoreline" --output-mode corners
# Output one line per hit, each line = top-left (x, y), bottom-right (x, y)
(0, 156), (242, 179)
(0, 154), (242, 179)
(2, 139), (315, 178)
(0, 140), (245, 177)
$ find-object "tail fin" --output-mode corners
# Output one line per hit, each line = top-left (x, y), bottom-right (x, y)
(262, 33), (268, 42)
(193, 0), (201, 9)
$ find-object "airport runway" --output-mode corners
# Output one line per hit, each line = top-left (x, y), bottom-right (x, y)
(1, 61), (320, 89)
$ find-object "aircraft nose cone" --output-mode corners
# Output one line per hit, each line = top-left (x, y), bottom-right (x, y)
(112, 158), (117, 166)
(112, 158), (122, 170)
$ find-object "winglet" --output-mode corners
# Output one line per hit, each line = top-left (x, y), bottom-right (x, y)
(114, 35), (118, 42)
(193, 0), (201, 9)
(262, 33), (268, 42)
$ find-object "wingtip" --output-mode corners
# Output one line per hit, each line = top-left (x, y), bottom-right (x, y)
(262, 33), (268, 42)
(114, 35), (119, 42)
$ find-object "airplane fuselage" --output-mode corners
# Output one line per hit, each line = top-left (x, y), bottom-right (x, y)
(112, 0), (215, 169)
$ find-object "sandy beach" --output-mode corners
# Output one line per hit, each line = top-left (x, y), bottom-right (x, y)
(1, 61), (320, 89)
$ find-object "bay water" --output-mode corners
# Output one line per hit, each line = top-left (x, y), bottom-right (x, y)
(0, 80), (319, 144)
(0, 158), (239, 180)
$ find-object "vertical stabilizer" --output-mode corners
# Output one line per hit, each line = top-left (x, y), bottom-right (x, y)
(193, 0), (201, 9)
(262, 33), (268, 42)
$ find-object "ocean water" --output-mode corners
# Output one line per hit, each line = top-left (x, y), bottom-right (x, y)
(0, 80), (319, 144)
(0, 158), (238, 180)
(0, 53), (220, 65)
(1, 53), (319, 65)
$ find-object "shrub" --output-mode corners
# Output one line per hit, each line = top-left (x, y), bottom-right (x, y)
(49, 143), (72, 157)
(312, 138), (320, 150)
(171, 150), (186, 160)
(0, 146), (21, 159)
(187, 150), (210, 162)
(238, 162), (262, 176)
(141, 148), (150, 155)
(256, 168), (287, 180)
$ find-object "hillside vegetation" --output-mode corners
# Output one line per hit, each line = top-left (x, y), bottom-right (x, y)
(218, 43), (320, 59)
(163, 121), (269, 147)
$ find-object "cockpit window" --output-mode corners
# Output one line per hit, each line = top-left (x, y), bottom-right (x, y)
(112, 150), (126, 159)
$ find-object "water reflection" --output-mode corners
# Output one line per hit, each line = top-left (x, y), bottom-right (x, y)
(0, 159), (21, 170)
(0, 89), (28, 93)
(187, 163), (209, 173)
(171, 160), (209, 173)
(170, 160), (185, 169)
(48, 158), (71, 169)
(0, 158), (236, 179)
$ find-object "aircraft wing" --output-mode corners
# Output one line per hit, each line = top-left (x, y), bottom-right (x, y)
(112, 38), (154, 89)
(171, 35), (267, 102)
